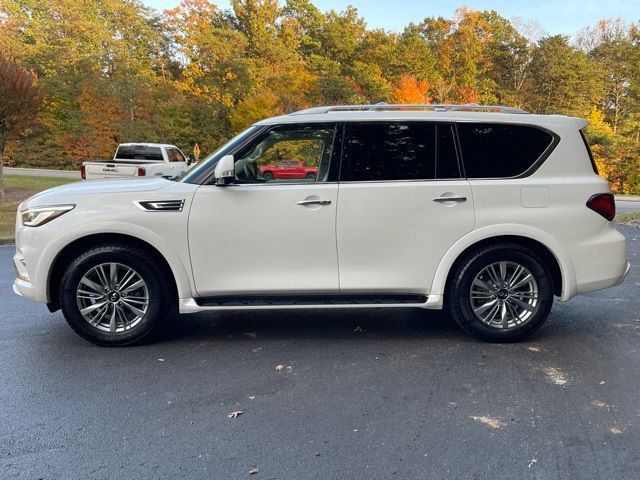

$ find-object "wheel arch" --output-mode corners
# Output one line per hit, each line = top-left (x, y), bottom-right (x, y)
(46, 232), (186, 312)
(429, 226), (577, 307)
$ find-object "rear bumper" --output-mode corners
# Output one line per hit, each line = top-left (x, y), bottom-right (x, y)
(564, 224), (629, 299)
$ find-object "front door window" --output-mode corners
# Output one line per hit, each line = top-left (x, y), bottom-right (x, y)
(233, 124), (337, 183)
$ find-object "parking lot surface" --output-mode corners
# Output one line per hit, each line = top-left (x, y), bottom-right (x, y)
(1, 226), (639, 479)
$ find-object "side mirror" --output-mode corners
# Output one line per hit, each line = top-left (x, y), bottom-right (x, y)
(213, 154), (235, 186)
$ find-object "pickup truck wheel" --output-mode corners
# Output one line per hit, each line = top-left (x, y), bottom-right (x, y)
(59, 244), (176, 346)
(305, 172), (316, 180)
(262, 172), (273, 180)
(446, 243), (554, 343)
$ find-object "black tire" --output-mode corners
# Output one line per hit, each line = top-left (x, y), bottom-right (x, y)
(59, 244), (177, 346)
(305, 172), (316, 180)
(446, 243), (554, 343)
(262, 172), (273, 180)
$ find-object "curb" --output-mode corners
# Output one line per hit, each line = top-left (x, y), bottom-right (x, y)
(0, 237), (15, 246)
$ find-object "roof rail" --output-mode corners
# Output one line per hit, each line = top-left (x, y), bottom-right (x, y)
(290, 103), (529, 115)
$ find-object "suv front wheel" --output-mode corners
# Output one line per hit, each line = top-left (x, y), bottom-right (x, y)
(59, 244), (176, 346)
(447, 243), (554, 342)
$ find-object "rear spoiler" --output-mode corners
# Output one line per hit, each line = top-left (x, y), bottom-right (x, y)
(573, 118), (589, 130)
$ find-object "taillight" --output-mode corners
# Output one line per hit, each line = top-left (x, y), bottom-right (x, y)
(586, 193), (615, 221)
(137, 167), (146, 176)
(80, 165), (86, 179)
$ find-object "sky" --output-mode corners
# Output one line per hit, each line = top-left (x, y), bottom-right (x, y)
(143, 0), (640, 36)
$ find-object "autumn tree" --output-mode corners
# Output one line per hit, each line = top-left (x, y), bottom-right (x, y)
(391, 75), (431, 104)
(2, 0), (640, 193)
(0, 54), (40, 200)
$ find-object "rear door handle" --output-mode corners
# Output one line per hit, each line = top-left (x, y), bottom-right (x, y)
(433, 196), (467, 203)
(297, 199), (332, 206)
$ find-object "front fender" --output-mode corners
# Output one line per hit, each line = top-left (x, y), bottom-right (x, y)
(35, 221), (195, 303)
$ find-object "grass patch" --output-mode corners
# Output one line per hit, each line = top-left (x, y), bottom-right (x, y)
(1, 175), (79, 239)
(617, 211), (640, 225)
(4, 175), (77, 191)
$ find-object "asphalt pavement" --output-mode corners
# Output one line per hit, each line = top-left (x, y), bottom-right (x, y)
(1, 226), (639, 479)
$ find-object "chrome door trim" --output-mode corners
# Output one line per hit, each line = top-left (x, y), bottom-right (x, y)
(297, 199), (332, 206)
(433, 196), (467, 203)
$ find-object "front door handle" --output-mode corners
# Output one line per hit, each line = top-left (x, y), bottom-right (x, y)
(297, 199), (332, 206)
(433, 196), (467, 203)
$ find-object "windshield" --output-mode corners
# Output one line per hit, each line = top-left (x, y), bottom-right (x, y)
(178, 126), (260, 184)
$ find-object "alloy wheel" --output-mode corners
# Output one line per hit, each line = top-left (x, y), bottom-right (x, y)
(469, 261), (539, 329)
(75, 262), (149, 333)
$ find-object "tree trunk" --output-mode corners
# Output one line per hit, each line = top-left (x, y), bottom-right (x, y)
(0, 138), (5, 203)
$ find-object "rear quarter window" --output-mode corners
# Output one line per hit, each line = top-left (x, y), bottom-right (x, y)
(457, 123), (555, 178)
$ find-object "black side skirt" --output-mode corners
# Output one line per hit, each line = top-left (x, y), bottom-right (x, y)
(195, 293), (428, 307)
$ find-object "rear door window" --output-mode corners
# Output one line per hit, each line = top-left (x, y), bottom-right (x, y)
(457, 123), (555, 178)
(340, 122), (461, 182)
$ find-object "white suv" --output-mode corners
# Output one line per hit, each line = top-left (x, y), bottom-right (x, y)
(12, 104), (630, 345)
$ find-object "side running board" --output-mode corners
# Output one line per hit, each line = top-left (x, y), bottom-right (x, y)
(195, 294), (427, 307)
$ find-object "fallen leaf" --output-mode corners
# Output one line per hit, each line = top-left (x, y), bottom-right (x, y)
(249, 468), (258, 475)
(543, 367), (568, 386)
(227, 411), (244, 418)
(470, 415), (505, 430)
(158, 358), (165, 362)
(275, 364), (285, 371)
(528, 458), (537, 468)
(592, 400), (611, 409)
(314, 452), (320, 457)
(353, 326), (365, 333)
(609, 427), (622, 434)
(527, 346), (541, 352)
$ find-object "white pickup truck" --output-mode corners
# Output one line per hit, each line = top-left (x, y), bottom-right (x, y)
(81, 143), (192, 180)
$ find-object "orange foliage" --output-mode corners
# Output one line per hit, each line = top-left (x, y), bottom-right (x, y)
(63, 84), (122, 162)
(391, 75), (431, 104)
(456, 84), (479, 104)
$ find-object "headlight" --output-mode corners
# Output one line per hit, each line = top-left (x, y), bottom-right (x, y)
(21, 204), (75, 227)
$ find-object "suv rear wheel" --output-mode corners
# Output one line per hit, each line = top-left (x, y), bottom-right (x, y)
(447, 243), (554, 342)
(59, 244), (176, 346)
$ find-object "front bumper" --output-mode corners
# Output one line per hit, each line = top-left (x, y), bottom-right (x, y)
(12, 247), (47, 303)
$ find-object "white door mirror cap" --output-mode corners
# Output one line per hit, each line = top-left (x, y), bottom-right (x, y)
(214, 154), (235, 186)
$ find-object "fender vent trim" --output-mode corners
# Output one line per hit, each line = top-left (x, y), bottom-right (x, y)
(135, 200), (185, 212)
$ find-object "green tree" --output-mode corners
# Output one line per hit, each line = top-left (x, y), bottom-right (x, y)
(524, 35), (602, 115)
